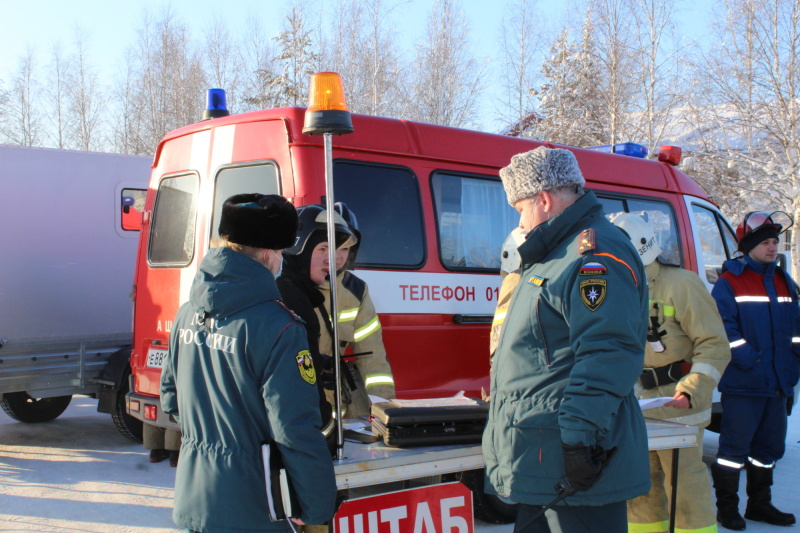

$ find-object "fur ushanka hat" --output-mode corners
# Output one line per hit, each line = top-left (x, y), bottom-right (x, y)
(499, 146), (585, 206)
(217, 193), (298, 249)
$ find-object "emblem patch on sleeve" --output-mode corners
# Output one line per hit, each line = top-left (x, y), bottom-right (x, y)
(580, 279), (607, 311)
(296, 350), (317, 385)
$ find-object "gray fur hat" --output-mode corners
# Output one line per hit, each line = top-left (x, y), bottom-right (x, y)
(499, 147), (585, 206)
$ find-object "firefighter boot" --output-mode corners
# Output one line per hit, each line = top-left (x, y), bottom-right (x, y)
(712, 463), (746, 531)
(744, 463), (796, 526)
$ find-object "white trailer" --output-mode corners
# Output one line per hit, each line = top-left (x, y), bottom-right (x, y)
(0, 145), (150, 439)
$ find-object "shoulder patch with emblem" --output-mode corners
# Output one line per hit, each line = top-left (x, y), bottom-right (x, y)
(296, 350), (316, 385)
(580, 262), (607, 276)
(580, 278), (607, 311)
(527, 275), (546, 286)
(578, 229), (596, 254)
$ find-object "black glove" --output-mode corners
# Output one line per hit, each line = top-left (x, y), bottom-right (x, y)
(788, 396), (795, 416)
(561, 443), (617, 492)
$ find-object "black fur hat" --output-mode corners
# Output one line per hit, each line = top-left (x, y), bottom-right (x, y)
(218, 193), (298, 249)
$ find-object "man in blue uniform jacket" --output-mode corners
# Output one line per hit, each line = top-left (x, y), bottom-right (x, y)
(483, 147), (650, 533)
(710, 211), (799, 530)
(161, 194), (337, 533)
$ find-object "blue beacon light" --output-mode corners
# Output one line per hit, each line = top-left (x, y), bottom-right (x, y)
(202, 88), (230, 120)
(586, 142), (648, 158)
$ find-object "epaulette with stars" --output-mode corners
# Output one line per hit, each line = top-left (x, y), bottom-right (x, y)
(578, 229), (596, 254)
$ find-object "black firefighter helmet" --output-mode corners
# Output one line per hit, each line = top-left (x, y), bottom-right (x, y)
(284, 204), (358, 256)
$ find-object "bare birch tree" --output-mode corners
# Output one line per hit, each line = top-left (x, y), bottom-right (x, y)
(68, 27), (106, 151)
(238, 13), (275, 112)
(1, 47), (41, 146)
(325, 0), (407, 117)
(0, 82), (7, 127)
(587, 0), (638, 146)
(690, 0), (800, 275)
(409, 0), (487, 128)
(111, 51), (140, 154)
(626, 0), (687, 152)
(496, 0), (542, 132)
(43, 43), (70, 149)
(114, 7), (205, 155)
(202, 16), (243, 112)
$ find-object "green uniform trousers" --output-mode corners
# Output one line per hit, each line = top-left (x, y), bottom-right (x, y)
(514, 500), (627, 532)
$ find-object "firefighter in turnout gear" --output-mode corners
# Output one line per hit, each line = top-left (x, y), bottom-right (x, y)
(614, 213), (730, 533)
(276, 204), (359, 457)
(316, 202), (395, 417)
(710, 211), (799, 530)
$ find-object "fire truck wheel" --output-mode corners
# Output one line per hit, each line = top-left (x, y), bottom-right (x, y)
(111, 382), (143, 443)
(0, 392), (72, 423)
(464, 470), (519, 524)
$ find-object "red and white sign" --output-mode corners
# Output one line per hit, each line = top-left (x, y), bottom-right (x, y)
(355, 270), (500, 315)
(333, 482), (474, 533)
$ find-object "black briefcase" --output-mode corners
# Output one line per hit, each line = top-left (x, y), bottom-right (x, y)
(370, 400), (489, 447)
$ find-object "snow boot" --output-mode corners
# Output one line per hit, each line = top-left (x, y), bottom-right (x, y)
(744, 462), (795, 526)
(712, 463), (746, 531)
(169, 450), (180, 468)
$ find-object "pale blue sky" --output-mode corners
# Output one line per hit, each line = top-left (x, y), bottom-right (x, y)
(2, 0), (714, 130)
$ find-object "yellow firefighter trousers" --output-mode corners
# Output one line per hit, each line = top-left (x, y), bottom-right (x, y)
(627, 428), (717, 533)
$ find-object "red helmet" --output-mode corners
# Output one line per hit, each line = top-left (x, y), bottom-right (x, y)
(736, 211), (792, 242)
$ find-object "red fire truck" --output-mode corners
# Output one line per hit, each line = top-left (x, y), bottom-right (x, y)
(118, 87), (738, 522)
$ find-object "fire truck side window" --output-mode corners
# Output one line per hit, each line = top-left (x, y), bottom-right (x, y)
(691, 204), (737, 284)
(210, 162), (280, 242)
(148, 173), (199, 266)
(333, 161), (425, 268)
(599, 194), (682, 267)
(431, 173), (518, 271)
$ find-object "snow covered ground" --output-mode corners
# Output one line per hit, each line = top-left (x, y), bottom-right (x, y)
(0, 397), (797, 532)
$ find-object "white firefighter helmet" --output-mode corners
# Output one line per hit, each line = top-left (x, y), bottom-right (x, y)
(500, 227), (527, 275)
(611, 212), (661, 266)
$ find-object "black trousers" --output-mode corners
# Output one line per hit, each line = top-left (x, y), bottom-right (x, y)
(514, 500), (627, 533)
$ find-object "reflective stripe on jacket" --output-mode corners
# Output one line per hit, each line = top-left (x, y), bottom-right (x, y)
(317, 271), (395, 402)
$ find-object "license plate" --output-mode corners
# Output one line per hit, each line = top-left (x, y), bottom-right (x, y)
(146, 347), (169, 368)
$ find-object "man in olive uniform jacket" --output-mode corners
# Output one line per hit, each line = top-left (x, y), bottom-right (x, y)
(483, 147), (650, 533)
(615, 213), (730, 533)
